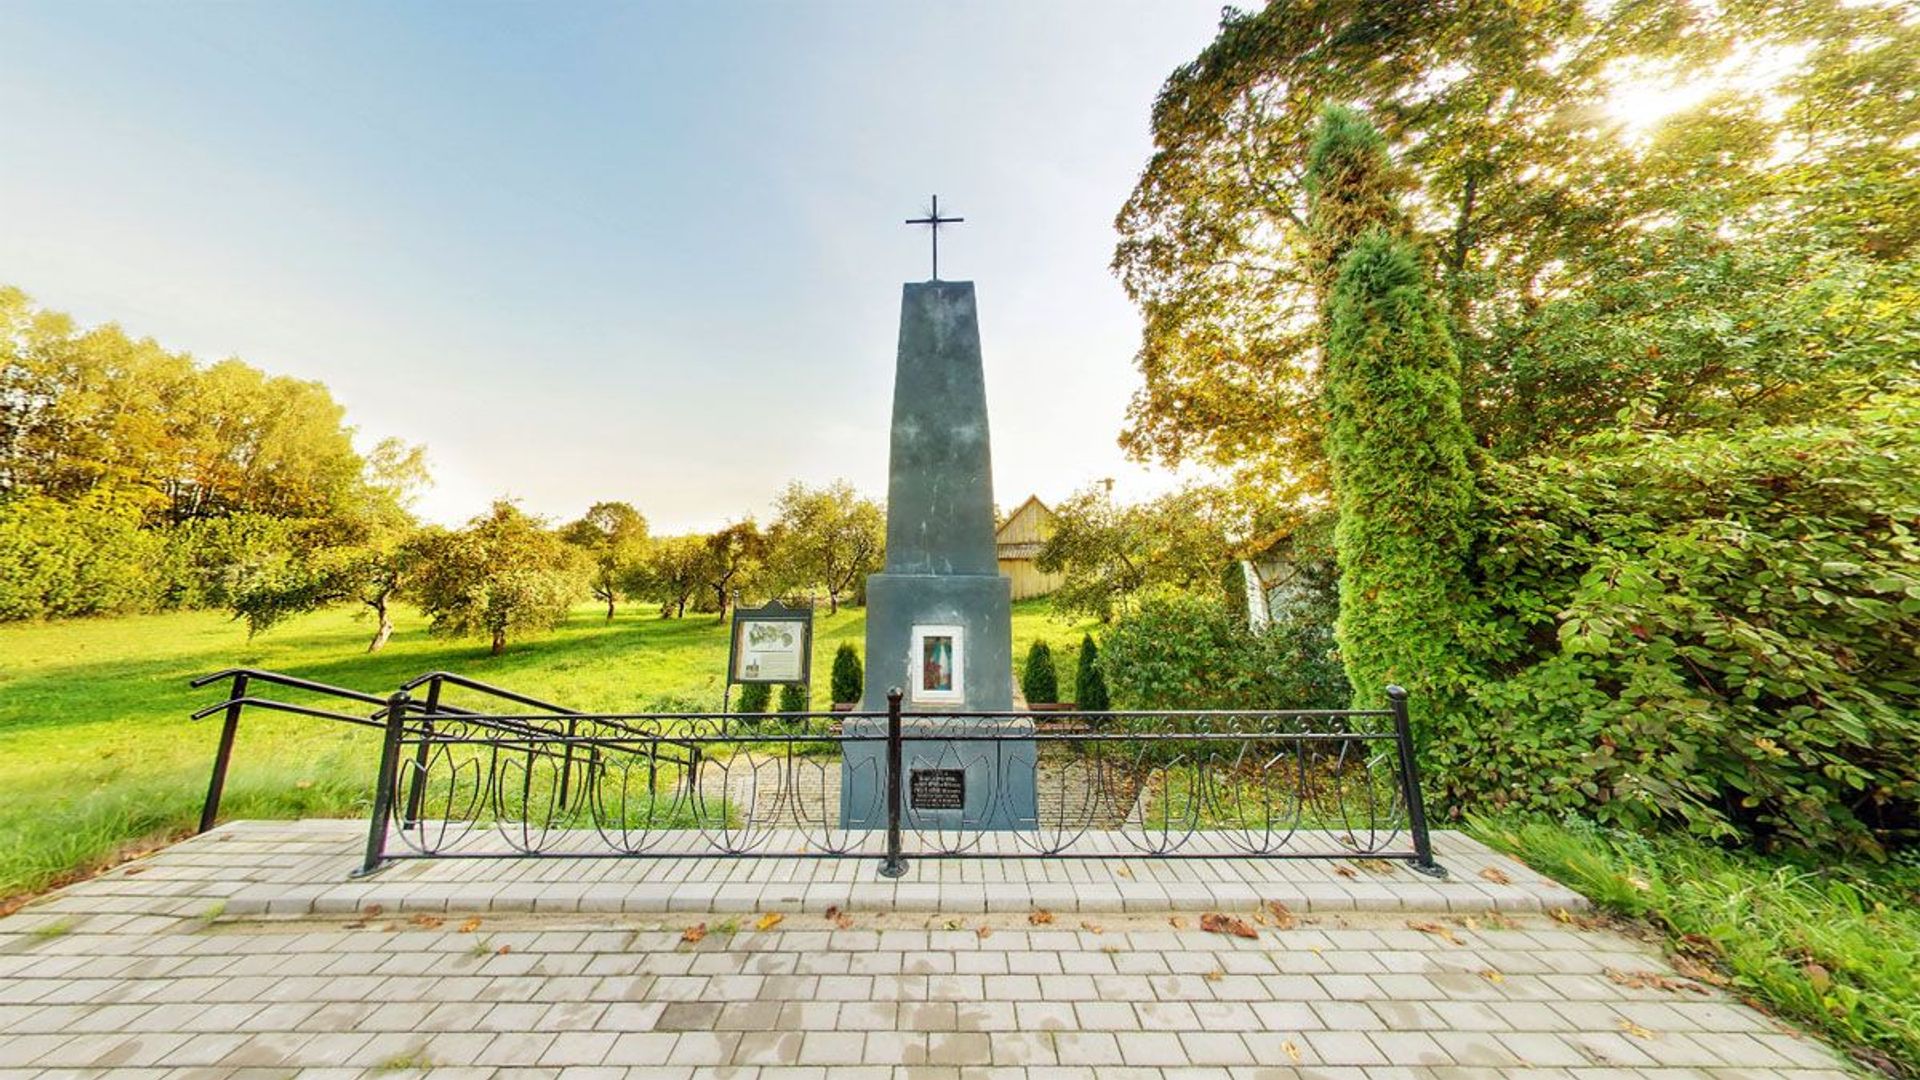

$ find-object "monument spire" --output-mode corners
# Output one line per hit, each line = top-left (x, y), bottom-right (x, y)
(904, 194), (964, 280)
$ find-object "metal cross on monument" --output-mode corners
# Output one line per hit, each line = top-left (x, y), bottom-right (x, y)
(904, 195), (964, 280)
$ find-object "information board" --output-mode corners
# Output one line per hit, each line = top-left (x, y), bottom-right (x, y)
(727, 599), (814, 685)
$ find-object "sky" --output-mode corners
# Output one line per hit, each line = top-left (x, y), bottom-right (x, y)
(0, 2), (1227, 532)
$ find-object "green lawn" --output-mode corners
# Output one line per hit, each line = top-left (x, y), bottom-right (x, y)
(0, 599), (1099, 904)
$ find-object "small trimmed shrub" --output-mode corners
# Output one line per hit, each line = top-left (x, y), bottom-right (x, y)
(1074, 634), (1109, 713)
(1021, 641), (1059, 705)
(735, 683), (770, 713)
(830, 643), (863, 704)
(777, 683), (808, 714)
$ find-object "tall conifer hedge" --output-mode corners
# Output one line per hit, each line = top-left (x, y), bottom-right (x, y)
(1323, 227), (1477, 718)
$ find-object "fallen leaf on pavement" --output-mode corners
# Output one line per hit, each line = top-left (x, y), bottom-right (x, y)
(1606, 968), (1709, 995)
(1169, 916), (1188, 929)
(1670, 954), (1730, 987)
(364, 904), (384, 917)
(458, 917), (483, 933)
(1334, 865), (1358, 880)
(1619, 1018), (1654, 1039)
(1204, 968), (1224, 981)
(1479, 969), (1504, 984)
(1408, 920), (1464, 945)
(1200, 913), (1258, 939)
(496, 944), (512, 955)
(681, 923), (708, 943)
(1264, 900), (1297, 930)
(1281, 1040), (1301, 1062)
(976, 925), (993, 939)
(407, 914), (444, 930)
(1479, 866), (1512, 886)
(755, 913), (784, 931)
(1080, 920), (1105, 934)
(1028, 910), (1054, 925)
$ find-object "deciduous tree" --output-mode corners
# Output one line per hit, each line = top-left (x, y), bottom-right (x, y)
(406, 500), (581, 655)
(631, 534), (706, 619)
(1114, 1), (1920, 493)
(699, 520), (765, 620)
(562, 501), (649, 620)
(764, 480), (884, 614)
(1035, 485), (1231, 621)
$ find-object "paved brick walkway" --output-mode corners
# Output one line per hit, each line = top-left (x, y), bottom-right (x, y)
(0, 822), (1856, 1078)
(159, 821), (1588, 918)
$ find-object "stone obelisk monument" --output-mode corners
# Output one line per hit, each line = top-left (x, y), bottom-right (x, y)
(840, 198), (1037, 831)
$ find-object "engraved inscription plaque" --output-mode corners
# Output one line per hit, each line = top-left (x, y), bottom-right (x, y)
(909, 768), (966, 811)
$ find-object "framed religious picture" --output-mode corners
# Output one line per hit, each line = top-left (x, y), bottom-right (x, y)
(908, 624), (964, 705)
(727, 599), (813, 685)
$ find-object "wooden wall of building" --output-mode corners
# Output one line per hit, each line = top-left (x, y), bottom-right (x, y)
(996, 497), (1066, 600)
(999, 557), (1065, 601)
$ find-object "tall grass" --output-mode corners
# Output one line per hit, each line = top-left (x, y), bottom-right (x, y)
(1474, 814), (1920, 1077)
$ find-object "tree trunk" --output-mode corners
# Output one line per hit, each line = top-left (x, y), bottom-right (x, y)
(491, 628), (506, 655)
(676, 596), (687, 618)
(827, 589), (839, 615)
(367, 601), (393, 653)
(604, 592), (616, 621)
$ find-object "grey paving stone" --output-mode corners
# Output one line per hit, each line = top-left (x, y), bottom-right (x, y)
(0, 820), (1859, 1080)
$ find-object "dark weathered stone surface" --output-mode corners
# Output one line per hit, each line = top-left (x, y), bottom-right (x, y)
(878, 281), (999, 578)
(843, 280), (1033, 830)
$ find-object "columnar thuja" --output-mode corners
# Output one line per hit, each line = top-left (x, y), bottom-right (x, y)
(1309, 107), (1476, 729)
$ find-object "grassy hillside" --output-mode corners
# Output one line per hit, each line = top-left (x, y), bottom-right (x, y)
(0, 599), (1098, 904)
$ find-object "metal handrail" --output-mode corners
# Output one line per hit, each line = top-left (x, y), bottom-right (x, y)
(189, 669), (395, 834)
(190, 696), (387, 729)
(189, 667), (390, 708)
(399, 670), (572, 713)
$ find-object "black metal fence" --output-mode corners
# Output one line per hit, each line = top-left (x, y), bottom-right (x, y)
(190, 668), (1443, 879)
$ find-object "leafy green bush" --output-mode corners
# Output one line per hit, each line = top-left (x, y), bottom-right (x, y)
(830, 642), (862, 704)
(1074, 634), (1109, 712)
(0, 492), (164, 619)
(1445, 392), (1920, 854)
(735, 683), (770, 713)
(1021, 641), (1059, 704)
(777, 683), (808, 713)
(1101, 589), (1349, 711)
(156, 512), (310, 610)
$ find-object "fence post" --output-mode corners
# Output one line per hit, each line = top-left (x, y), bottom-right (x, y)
(878, 688), (908, 879)
(558, 715), (579, 812)
(198, 672), (250, 834)
(402, 677), (442, 829)
(357, 690), (410, 877)
(1387, 685), (1445, 878)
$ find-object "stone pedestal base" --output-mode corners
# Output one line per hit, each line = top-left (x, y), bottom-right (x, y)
(838, 716), (1038, 831)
